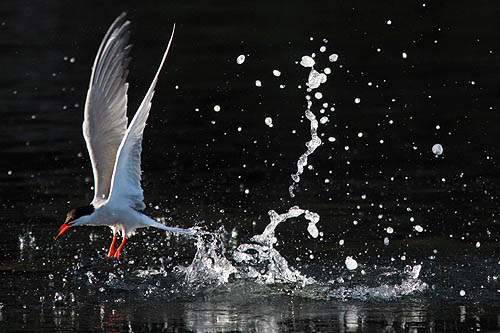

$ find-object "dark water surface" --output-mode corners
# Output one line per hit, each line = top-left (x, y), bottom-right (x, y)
(1, 0), (500, 331)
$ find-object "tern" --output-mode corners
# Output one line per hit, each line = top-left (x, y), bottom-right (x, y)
(55, 13), (192, 259)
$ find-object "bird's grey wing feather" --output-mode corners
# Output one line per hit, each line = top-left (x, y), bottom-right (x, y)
(83, 13), (131, 207)
(107, 24), (175, 210)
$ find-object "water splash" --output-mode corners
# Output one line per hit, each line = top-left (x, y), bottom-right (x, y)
(324, 265), (428, 301)
(171, 44), (431, 303)
(176, 228), (237, 285)
(177, 207), (319, 287)
(233, 206), (319, 285)
(176, 49), (334, 287)
(289, 54), (333, 198)
(248, 206), (319, 246)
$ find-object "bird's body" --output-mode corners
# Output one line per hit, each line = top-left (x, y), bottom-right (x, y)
(72, 203), (190, 238)
(55, 13), (191, 259)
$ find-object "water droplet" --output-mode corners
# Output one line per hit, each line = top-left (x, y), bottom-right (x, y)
(255, 80), (262, 87)
(345, 256), (358, 270)
(265, 117), (273, 127)
(300, 55), (315, 68)
(307, 223), (319, 238)
(354, 97), (361, 104)
(307, 69), (327, 89)
(432, 143), (443, 156)
(54, 292), (63, 302)
(213, 105), (221, 112)
(236, 54), (245, 64)
(328, 54), (338, 62)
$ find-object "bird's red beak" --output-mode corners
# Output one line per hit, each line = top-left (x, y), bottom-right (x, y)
(54, 223), (71, 240)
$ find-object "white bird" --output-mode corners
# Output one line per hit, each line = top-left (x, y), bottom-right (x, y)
(55, 13), (192, 259)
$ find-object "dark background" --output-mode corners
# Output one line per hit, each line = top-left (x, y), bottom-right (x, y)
(2, 0), (499, 256)
(1, 0), (499, 331)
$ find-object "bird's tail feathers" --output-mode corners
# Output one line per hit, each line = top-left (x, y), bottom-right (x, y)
(148, 218), (197, 236)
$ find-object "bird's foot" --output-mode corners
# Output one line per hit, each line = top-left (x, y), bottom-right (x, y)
(107, 246), (115, 258)
(113, 236), (126, 259)
(107, 234), (117, 258)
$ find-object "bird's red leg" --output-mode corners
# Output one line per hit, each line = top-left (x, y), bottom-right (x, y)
(113, 236), (126, 259)
(107, 233), (117, 258)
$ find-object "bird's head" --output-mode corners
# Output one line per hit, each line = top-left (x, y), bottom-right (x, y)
(55, 205), (95, 239)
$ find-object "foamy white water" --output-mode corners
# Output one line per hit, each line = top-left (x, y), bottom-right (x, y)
(178, 206), (320, 286)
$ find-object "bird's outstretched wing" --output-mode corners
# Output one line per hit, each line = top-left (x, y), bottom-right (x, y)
(83, 13), (131, 208)
(106, 24), (176, 210)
